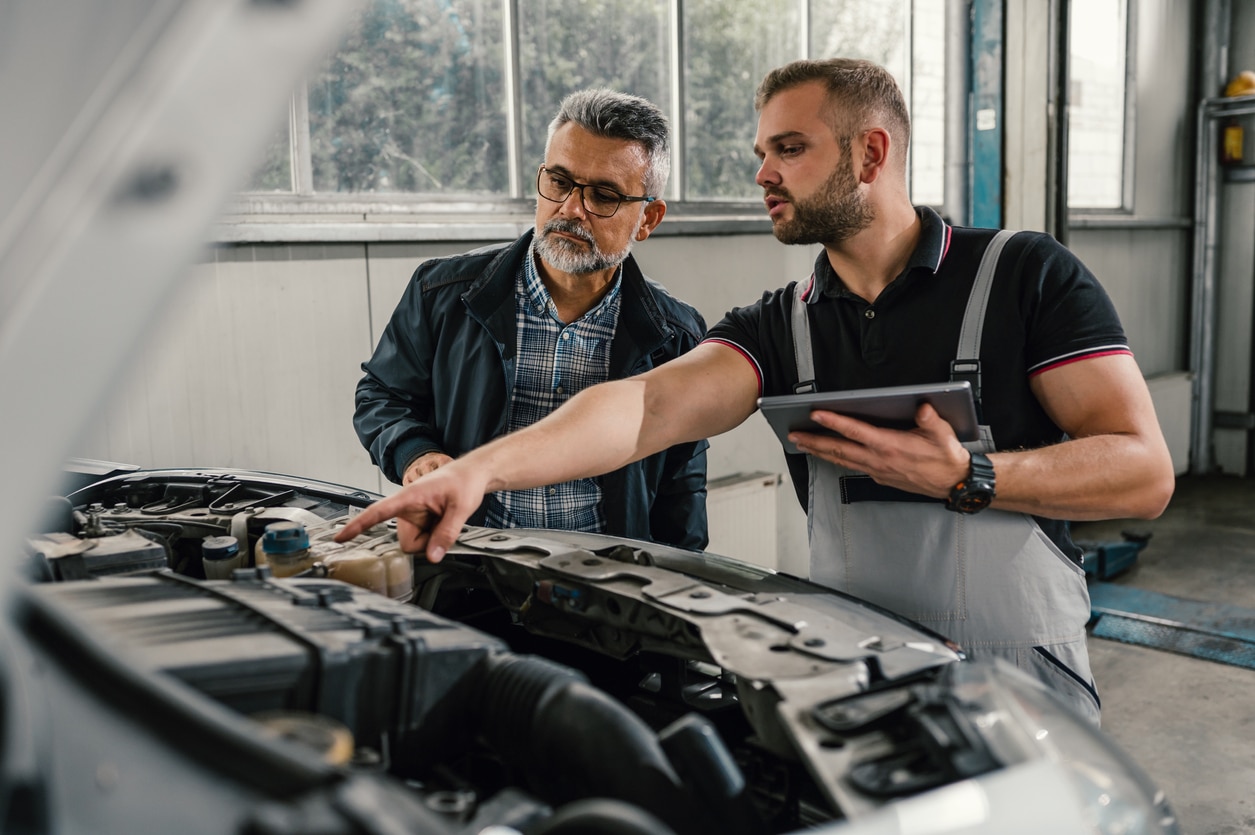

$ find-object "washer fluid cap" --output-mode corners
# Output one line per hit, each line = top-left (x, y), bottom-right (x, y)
(201, 535), (240, 561)
(262, 521), (310, 555)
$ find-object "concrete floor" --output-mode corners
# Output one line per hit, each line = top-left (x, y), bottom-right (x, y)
(1071, 474), (1255, 835)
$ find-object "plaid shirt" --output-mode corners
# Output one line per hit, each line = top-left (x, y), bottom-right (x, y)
(484, 243), (622, 531)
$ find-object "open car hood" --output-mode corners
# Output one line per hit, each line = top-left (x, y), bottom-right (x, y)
(10, 466), (1178, 834)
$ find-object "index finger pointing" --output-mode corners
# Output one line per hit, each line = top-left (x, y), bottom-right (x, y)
(335, 496), (402, 542)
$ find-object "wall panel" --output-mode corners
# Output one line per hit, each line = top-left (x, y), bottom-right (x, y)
(1067, 227), (1189, 376)
(76, 244), (381, 494)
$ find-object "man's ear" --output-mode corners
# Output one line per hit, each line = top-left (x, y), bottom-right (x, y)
(635, 199), (667, 241)
(856, 128), (892, 184)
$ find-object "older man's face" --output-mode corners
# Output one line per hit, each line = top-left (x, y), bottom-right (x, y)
(534, 123), (661, 276)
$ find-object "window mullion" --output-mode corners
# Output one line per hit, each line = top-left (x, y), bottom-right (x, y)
(669, 0), (685, 202)
(1120, 0), (1137, 212)
(290, 81), (313, 195)
(800, 0), (810, 57)
(503, 0), (523, 199)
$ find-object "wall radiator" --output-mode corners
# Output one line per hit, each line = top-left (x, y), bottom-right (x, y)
(705, 471), (782, 570)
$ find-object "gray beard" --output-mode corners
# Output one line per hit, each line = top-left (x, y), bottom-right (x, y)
(771, 161), (875, 246)
(535, 218), (634, 274)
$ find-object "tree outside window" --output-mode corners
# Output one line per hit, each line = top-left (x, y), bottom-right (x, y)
(247, 0), (945, 208)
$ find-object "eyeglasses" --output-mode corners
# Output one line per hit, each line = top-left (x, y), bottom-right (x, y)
(536, 165), (656, 218)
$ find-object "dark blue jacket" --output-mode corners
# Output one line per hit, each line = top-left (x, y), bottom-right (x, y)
(353, 230), (709, 550)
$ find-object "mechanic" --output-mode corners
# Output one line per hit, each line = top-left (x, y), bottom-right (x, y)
(352, 88), (709, 550)
(339, 59), (1176, 724)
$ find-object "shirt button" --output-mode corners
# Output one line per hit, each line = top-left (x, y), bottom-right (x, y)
(556, 385), (565, 395)
(548, 487), (556, 495)
(864, 308), (876, 320)
(561, 331), (571, 341)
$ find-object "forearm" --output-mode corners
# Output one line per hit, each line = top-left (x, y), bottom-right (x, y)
(989, 432), (1174, 521)
(468, 377), (669, 493)
(334, 344), (761, 557)
(469, 343), (757, 494)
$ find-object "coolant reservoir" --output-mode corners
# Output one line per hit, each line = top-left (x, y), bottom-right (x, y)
(255, 518), (414, 601)
(324, 545), (414, 600)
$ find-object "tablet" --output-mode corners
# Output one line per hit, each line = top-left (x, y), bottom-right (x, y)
(757, 381), (979, 454)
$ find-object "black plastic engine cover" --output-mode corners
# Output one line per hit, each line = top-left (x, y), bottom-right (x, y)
(30, 569), (508, 771)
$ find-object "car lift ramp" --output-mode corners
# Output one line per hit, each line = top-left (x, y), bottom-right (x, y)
(1089, 582), (1255, 671)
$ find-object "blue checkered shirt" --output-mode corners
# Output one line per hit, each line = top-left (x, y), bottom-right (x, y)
(483, 243), (621, 532)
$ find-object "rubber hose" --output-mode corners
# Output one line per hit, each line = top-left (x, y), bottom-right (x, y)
(471, 653), (699, 833)
(525, 798), (679, 835)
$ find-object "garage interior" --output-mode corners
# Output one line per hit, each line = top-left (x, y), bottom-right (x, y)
(4, 0), (1255, 834)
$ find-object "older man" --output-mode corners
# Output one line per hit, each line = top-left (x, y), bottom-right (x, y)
(352, 88), (708, 549)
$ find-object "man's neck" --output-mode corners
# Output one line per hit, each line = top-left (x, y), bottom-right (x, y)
(536, 260), (620, 324)
(823, 202), (921, 304)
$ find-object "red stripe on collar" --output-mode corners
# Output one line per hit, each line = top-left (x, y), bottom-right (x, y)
(800, 273), (816, 303)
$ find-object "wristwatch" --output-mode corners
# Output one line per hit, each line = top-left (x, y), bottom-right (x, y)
(946, 452), (996, 513)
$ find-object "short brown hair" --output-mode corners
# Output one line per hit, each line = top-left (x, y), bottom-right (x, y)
(755, 59), (911, 160)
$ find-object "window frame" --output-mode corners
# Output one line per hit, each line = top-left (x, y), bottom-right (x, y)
(1065, 0), (1137, 216)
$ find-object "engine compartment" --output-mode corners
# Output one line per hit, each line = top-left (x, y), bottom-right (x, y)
(22, 468), (976, 834)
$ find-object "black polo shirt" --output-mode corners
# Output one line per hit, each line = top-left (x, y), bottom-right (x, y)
(706, 207), (1129, 552)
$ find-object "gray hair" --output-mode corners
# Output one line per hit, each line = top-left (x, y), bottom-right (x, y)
(545, 89), (671, 197)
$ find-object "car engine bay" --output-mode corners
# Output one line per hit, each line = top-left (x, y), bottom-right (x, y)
(17, 467), (1124, 835)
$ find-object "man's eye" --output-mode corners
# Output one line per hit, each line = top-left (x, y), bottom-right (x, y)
(589, 187), (620, 205)
(781, 145), (802, 156)
(548, 174), (572, 189)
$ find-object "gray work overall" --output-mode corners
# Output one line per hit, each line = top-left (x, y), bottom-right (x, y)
(792, 231), (1101, 725)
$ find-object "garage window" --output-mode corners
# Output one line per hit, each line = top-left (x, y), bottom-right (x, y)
(1067, 0), (1133, 211)
(241, 0), (946, 215)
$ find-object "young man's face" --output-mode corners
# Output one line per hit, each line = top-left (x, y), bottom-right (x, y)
(533, 122), (664, 276)
(753, 80), (873, 245)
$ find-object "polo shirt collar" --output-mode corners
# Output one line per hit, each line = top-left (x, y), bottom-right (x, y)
(805, 206), (952, 303)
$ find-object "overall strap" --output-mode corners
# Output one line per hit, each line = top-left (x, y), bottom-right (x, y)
(791, 278), (817, 393)
(950, 229), (1017, 410)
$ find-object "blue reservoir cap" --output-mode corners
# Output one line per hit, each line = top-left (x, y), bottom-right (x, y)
(262, 521), (310, 555)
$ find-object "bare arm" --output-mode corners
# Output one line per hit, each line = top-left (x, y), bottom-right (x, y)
(996, 353), (1175, 518)
(791, 353), (1175, 520)
(335, 342), (761, 557)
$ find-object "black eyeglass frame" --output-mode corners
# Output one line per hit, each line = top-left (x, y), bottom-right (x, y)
(536, 165), (657, 218)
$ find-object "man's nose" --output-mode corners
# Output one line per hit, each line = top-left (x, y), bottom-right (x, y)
(558, 186), (588, 218)
(755, 158), (778, 188)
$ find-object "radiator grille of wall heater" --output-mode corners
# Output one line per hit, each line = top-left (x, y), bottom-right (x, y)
(705, 471), (781, 571)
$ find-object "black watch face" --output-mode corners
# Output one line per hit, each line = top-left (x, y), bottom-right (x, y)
(953, 490), (993, 512)
(948, 476), (995, 513)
